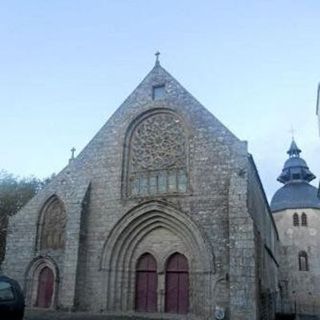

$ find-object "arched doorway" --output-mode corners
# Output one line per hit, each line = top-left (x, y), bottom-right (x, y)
(165, 253), (189, 314)
(35, 267), (54, 308)
(135, 253), (157, 312)
(101, 201), (214, 314)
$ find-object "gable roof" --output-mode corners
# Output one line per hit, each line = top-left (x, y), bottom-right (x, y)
(74, 60), (243, 166)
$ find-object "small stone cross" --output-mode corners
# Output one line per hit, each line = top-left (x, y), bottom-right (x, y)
(155, 51), (160, 65)
(71, 147), (76, 160)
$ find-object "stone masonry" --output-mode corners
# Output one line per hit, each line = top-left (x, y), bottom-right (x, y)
(3, 60), (279, 320)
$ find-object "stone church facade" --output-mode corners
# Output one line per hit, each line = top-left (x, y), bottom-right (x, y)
(3, 60), (279, 319)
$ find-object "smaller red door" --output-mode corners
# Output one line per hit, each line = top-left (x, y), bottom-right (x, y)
(135, 253), (157, 312)
(165, 253), (189, 314)
(35, 267), (54, 308)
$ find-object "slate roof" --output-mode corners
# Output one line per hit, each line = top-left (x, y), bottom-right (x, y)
(270, 139), (320, 212)
(270, 181), (320, 212)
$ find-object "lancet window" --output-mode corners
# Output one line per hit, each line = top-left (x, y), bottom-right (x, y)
(298, 251), (309, 271)
(39, 196), (67, 250)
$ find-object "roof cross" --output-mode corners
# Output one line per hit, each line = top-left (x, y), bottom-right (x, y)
(71, 147), (76, 160)
(155, 51), (160, 66)
(289, 126), (295, 139)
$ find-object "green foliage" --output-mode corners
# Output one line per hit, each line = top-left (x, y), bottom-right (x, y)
(0, 170), (54, 263)
(0, 171), (39, 216)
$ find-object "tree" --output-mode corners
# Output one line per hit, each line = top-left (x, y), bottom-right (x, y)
(0, 171), (54, 263)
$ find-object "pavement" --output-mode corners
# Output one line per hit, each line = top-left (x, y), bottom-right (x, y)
(25, 310), (320, 320)
(25, 312), (152, 320)
(24, 310), (182, 320)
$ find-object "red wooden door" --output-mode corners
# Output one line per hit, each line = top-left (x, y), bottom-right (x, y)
(135, 253), (157, 312)
(165, 253), (189, 314)
(36, 267), (54, 308)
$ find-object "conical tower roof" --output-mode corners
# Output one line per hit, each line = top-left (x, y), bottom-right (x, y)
(278, 139), (315, 184)
(270, 139), (320, 212)
(287, 139), (301, 157)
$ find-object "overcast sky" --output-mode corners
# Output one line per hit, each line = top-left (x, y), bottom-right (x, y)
(0, 0), (319, 200)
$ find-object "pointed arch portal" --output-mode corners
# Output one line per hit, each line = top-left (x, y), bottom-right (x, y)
(101, 201), (214, 313)
(35, 267), (54, 308)
(25, 256), (59, 309)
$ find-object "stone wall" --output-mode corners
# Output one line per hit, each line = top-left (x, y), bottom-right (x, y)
(274, 207), (320, 314)
(247, 156), (280, 320)
(3, 169), (90, 309)
(3, 63), (279, 320)
(71, 65), (245, 318)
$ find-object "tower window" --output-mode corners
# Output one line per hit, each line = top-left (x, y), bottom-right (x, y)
(293, 213), (299, 226)
(301, 212), (308, 226)
(292, 173), (301, 180)
(298, 251), (309, 271)
(152, 85), (165, 100)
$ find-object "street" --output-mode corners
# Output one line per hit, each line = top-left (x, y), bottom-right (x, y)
(24, 310), (180, 320)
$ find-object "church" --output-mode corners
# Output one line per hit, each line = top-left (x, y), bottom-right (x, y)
(2, 57), (286, 320)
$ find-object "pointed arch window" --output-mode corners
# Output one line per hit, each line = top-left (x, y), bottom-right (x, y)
(298, 251), (309, 271)
(124, 110), (188, 197)
(301, 212), (307, 226)
(38, 196), (67, 250)
(293, 213), (299, 226)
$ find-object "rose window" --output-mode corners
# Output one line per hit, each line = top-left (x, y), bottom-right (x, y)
(128, 112), (188, 196)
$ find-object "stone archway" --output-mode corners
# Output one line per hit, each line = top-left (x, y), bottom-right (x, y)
(25, 257), (59, 309)
(101, 201), (214, 316)
(35, 266), (54, 308)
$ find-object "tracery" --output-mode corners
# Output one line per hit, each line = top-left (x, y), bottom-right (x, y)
(40, 197), (66, 250)
(128, 112), (188, 197)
